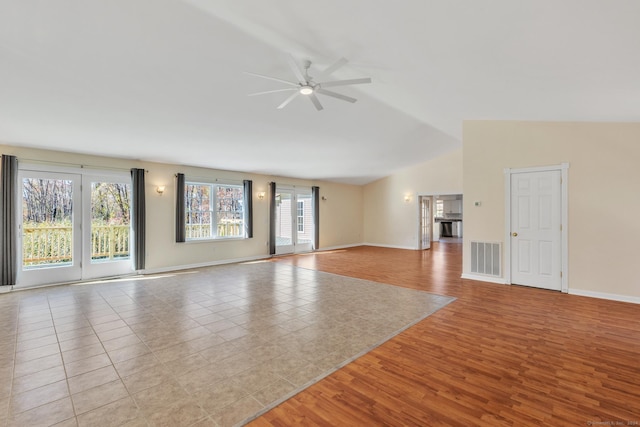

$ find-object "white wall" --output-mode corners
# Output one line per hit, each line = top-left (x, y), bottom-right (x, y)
(463, 121), (640, 300)
(363, 148), (463, 249)
(1, 144), (364, 272)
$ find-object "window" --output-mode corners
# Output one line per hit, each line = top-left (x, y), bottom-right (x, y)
(297, 200), (304, 232)
(185, 182), (244, 240)
(436, 200), (444, 218)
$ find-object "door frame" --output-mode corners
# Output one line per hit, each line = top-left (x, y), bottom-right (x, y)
(415, 191), (462, 249)
(504, 163), (569, 293)
(274, 185), (314, 255)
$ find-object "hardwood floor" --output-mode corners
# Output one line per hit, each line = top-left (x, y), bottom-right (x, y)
(249, 243), (640, 426)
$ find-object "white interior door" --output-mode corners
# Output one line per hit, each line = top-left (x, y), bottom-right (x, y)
(511, 170), (562, 290)
(419, 196), (431, 250)
(17, 171), (82, 288)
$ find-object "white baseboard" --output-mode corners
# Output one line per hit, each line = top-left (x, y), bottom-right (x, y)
(362, 242), (418, 251)
(458, 277), (640, 304)
(461, 273), (508, 285)
(316, 243), (365, 251)
(141, 254), (271, 275)
(0, 286), (12, 293)
(568, 288), (640, 305)
(146, 245), (370, 274)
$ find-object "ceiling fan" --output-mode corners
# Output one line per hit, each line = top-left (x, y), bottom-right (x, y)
(245, 55), (372, 111)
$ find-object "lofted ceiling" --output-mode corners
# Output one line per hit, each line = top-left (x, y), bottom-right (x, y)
(1, 1), (639, 185)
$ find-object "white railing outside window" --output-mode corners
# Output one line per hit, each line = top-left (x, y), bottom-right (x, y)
(23, 224), (130, 268)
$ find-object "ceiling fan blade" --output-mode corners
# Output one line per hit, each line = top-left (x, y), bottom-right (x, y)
(315, 57), (348, 81)
(277, 91), (300, 109)
(287, 54), (306, 84)
(244, 71), (299, 87)
(316, 88), (357, 103)
(318, 77), (372, 88)
(248, 88), (298, 97)
(309, 93), (324, 111)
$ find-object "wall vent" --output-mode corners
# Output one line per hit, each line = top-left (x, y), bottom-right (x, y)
(470, 241), (501, 277)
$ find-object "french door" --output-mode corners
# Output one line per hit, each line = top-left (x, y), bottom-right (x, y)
(275, 186), (314, 255)
(419, 196), (431, 250)
(17, 168), (133, 288)
(18, 171), (82, 287)
(82, 174), (133, 280)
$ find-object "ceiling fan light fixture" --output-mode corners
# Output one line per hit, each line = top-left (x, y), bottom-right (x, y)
(246, 55), (371, 110)
(299, 85), (314, 95)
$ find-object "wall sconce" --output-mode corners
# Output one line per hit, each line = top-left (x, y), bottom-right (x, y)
(156, 185), (166, 195)
(404, 194), (412, 203)
(257, 191), (265, 200)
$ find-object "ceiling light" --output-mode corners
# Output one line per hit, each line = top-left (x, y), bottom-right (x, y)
(299, 85), (314, 95)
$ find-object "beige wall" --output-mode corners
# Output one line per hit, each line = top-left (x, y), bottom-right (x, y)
(463, 121), (640, 299)
(363, 148), (463, 248)
(7, 122), (638, 301)
(1, 144), (364, 272)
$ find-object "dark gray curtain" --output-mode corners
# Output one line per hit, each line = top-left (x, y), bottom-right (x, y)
(175, 173), (185, 243)
(312, 186), (320, 250)
(269, 182), (276, 255)
(131, 168), (146, 270)
(1, 155), (17, 286)
(243, 180), (253, 238)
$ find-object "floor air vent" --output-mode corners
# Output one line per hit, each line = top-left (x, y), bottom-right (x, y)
(470, 241), (501, 277)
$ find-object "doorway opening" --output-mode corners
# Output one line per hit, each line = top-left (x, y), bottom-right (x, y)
(434, 194), (463, 243)
(417, 193), (463, 249)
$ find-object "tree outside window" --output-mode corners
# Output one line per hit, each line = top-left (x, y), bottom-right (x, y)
(185, 182), (244, 240)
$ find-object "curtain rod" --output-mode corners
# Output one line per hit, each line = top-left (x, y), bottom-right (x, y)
(176, 173), (244, 185)
(19, 158), (145, 173)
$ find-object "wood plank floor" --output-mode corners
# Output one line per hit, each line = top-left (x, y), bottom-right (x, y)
(249, 243), (640, 426)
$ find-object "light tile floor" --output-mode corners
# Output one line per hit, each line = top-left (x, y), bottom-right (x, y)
(0, 262), (454, 427)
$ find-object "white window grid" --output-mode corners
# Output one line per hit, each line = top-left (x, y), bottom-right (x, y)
(185, 182), (244, 240)
(297, 200), (304, 233)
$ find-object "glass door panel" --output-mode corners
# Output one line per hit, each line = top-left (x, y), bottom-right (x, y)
(275, 189), (294, 254)
(83, 175), (133, 279)
(420, 196), (431, 250)
(17, 171), (82, 287)
(295, 192), (313, 253)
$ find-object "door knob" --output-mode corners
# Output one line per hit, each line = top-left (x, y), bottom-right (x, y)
(512, 232), (518, 237)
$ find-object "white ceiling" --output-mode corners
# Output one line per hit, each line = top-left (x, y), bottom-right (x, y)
(1, 1), (639, 184)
